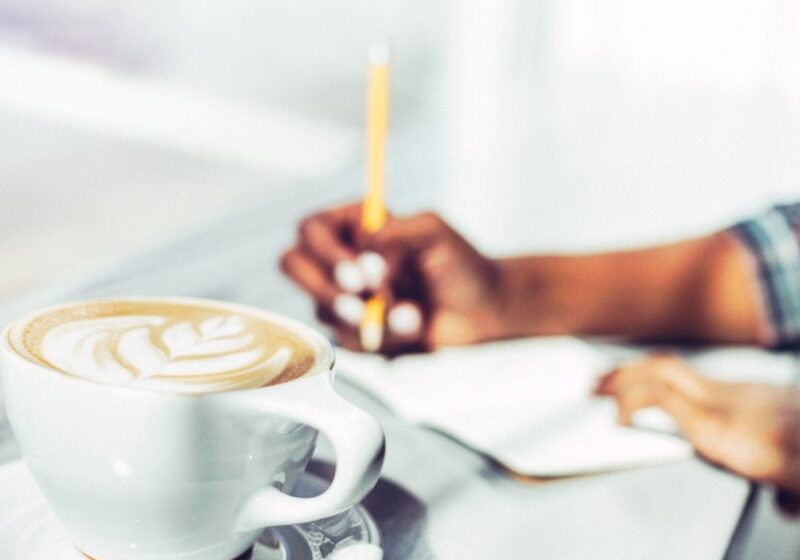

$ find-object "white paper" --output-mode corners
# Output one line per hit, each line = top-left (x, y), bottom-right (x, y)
(336, 337), (693, 477)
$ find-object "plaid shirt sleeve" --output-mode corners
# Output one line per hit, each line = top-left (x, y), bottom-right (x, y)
(730, 203), (800, 348)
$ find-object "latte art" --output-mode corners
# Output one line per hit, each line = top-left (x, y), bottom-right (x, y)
(14, 300), (323, 393)
(41, 314), (286, 389)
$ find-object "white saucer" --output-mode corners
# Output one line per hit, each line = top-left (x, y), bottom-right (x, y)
(0, 461), (382, 560)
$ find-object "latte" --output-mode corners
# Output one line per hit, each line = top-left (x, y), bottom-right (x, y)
(8, 299), (327, 393)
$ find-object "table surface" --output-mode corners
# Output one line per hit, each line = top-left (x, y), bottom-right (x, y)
(0, 128), (798, 559)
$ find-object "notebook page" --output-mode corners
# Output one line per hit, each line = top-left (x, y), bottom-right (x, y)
(336, 337), (692, 476)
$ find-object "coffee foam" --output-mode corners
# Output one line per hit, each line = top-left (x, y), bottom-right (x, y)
(12, 300), (324, 393)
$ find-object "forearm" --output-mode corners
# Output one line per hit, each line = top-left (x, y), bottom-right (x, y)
(492, 232), (761, 343)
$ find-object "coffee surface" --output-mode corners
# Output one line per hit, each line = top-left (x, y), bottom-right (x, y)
(15, 300), (321, 393)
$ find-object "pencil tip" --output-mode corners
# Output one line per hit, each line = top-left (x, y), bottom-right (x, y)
(360, 324), (384, 353)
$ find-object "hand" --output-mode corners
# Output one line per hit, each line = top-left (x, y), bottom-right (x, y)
(280, 203), (505, 354)
(596, 355), (800, 496)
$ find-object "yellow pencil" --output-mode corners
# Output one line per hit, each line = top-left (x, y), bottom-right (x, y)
(360, 41), (390, 352)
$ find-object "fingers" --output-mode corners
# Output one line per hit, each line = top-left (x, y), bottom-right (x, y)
(596, 355), (715, 428)
(596, 355), (710, 401)
(334, 261), (367, 293)
(298, 213), (358, 268)
(657, 387), (719, 443)
(593, 370), (619, 396)
(295, 205), (394, 294)
(285, 204), (366, 298)
(332, 294), (365, 326)
(359, 297), (426, 354)
(615, 357), (734, 464)
(621, 381), (662, 425)
(293, 205), (452, 268)
(281, 245), (371, 329)
(370, 211), (452, 253)
(357, 251), (388, 289)
(381, 300), (428, 356)
(280, 247), (339, 307)
(282, 203), (435, 355)
(593, 363), (664, 425)
(652, 355), (719, 407)
(297, 210), (366, 293)
(289, 206), (449, 297)
(387, 301), (424, 337)
(315, 294), (425, 354)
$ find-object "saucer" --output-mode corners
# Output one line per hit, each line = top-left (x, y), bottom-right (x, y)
(0, 461), (382, 560)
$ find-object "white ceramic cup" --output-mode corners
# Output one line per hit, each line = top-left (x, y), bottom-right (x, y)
(0, 298), (385, 560)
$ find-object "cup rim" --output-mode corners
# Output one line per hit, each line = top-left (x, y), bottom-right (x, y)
(0, 296), (336, 397)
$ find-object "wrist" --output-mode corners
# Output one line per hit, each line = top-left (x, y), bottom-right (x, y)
(484, 256), (589, 340)
(463, 258), (512, 343)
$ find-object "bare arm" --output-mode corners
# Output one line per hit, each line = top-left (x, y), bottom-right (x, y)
(282, 203), (762, 352)
(491, 232), (761, 344)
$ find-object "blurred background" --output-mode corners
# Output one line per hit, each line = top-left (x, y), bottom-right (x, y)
(0, 0), (799, 300)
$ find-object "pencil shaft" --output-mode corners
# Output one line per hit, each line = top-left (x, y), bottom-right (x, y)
(363, 61), (389, 233)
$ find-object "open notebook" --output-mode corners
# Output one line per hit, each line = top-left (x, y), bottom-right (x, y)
(335, 337), (693, 477)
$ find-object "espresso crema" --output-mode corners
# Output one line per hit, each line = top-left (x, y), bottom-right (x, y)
(10, 300), (325, 393)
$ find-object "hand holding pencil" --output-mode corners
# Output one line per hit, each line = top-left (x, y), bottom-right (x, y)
(280, 198), (503, 354)
(280, 44), (504, 354)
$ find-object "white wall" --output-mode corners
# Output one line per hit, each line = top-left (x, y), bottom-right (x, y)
(1, 0), (799, 258)
(0, 0), (452, 126)
(443, 0), (800, 254)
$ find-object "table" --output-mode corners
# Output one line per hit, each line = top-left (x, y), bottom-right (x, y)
(0, 126), (795, 559)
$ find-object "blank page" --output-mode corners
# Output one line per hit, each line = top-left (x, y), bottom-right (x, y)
(336, 337), (692, 477)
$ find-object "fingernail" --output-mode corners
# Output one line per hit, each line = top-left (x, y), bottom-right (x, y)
(388, 303), (422, 336)
(357, 251), (387, 289)
(333, 294), (364, 326)
(334, 261), (366, 293)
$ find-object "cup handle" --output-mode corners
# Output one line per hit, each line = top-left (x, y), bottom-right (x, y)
(210, 372), (385, 531)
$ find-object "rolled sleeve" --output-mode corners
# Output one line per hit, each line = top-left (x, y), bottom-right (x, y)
(730, 203), (800, 348)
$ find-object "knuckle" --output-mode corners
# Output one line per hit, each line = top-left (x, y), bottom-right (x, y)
(279, 250), (295, 273)
(664, 355), (683, 368)
(612, 368), (635, 387)
(417, 210), (444, 228)
(330, 203), (361, 224)
(298, 216), (316, 238)
(650, 353), (681, 368)
(646, 355), (683, 376)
